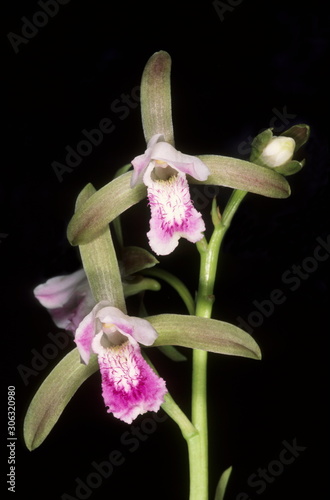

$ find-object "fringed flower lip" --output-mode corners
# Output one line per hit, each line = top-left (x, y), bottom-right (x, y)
(33, 269), (94, 333)
(74, 301), (167, 424)
(131, 134), (210, 256)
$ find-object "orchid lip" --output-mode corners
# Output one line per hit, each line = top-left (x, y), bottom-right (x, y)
(146, 172), (206, 255)
(73, 301), (166, 423)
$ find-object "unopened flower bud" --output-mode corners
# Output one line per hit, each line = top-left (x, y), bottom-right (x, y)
(259, 136), (295, 168)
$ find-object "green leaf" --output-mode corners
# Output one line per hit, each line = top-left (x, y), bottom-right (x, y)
(140, 50), (174, 146)
(23, 349), (98, 451)
(194, 155), (291, 198)
(111, 164), (133, 248)
(75, 183), (126, 311)
(215, 466), (233, 500)
(113, 163), (132, 178)
(67, 172), (146, 246)
(123, 275), (161, 297)
(148, 314), (262, 360)
(121, 246), (159, 276)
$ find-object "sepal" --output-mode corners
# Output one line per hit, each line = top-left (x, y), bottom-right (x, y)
(140, 50), (174, 146)
(23, 348), (98, 451)
(67, 173), (146, 246)
(280, 123), (310, 151)
(121, 246), (159, 276)
(148, 314), (262, 360)
(195, 155), (291, 198)
(74, 183), (126, 311)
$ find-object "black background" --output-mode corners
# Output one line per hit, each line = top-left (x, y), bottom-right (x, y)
(2, 1), (330, 499)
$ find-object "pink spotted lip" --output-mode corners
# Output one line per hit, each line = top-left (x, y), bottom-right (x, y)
(97, 340), (167, 424)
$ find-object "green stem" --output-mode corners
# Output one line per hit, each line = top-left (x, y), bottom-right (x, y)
(145, 355), (201, 486)
(222, 189), (247, 227)
(143, 267), (195, 315)
(188, 191), (247, 500)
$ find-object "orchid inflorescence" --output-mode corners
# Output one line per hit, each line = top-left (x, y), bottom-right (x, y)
(24, 51), (309, 500)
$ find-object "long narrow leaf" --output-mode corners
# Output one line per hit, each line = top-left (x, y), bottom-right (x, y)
(67, 172), (145, 246)
(148, 314), (261, 360)
(194, 155), (290, 198)
(140, 50), (174, 145)
(23, 348), (98, 451)
(75, 183), (126, 311)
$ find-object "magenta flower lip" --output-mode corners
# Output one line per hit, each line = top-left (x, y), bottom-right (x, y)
(74, 301), (167, 424)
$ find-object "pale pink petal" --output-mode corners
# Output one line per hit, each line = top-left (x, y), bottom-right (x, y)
(74, 309), (97, 364)
(33, 269), (95, 333)
(122, 316), (158, 346)
(97, 306), (134, 335)
(131, 134), (164, 186)
(96, 306), (158, 346)
(130, 152), (150, 187)
(48, 293), (94, 333)
(147, 173), (206, 255)
(131, 134), (209, 187)
(97, 340), (167, 424)
(147, 133), (166, 148)
(74, 301), (109, 363)
(150, 141), (210, 181)
(33, 269), (87, 309)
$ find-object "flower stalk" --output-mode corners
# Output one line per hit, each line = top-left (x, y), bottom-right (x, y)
(188, 192), (248, 500)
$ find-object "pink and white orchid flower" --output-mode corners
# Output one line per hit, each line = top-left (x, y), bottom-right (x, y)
(131, 134), (210, 255)
(74, 301), (167, 424)
(33, 269), (95, 333)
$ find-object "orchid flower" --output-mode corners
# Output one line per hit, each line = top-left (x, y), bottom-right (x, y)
(74, 301), (167, 424)
(131, 134), (210, 255)
(33, 269), (95, 334)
